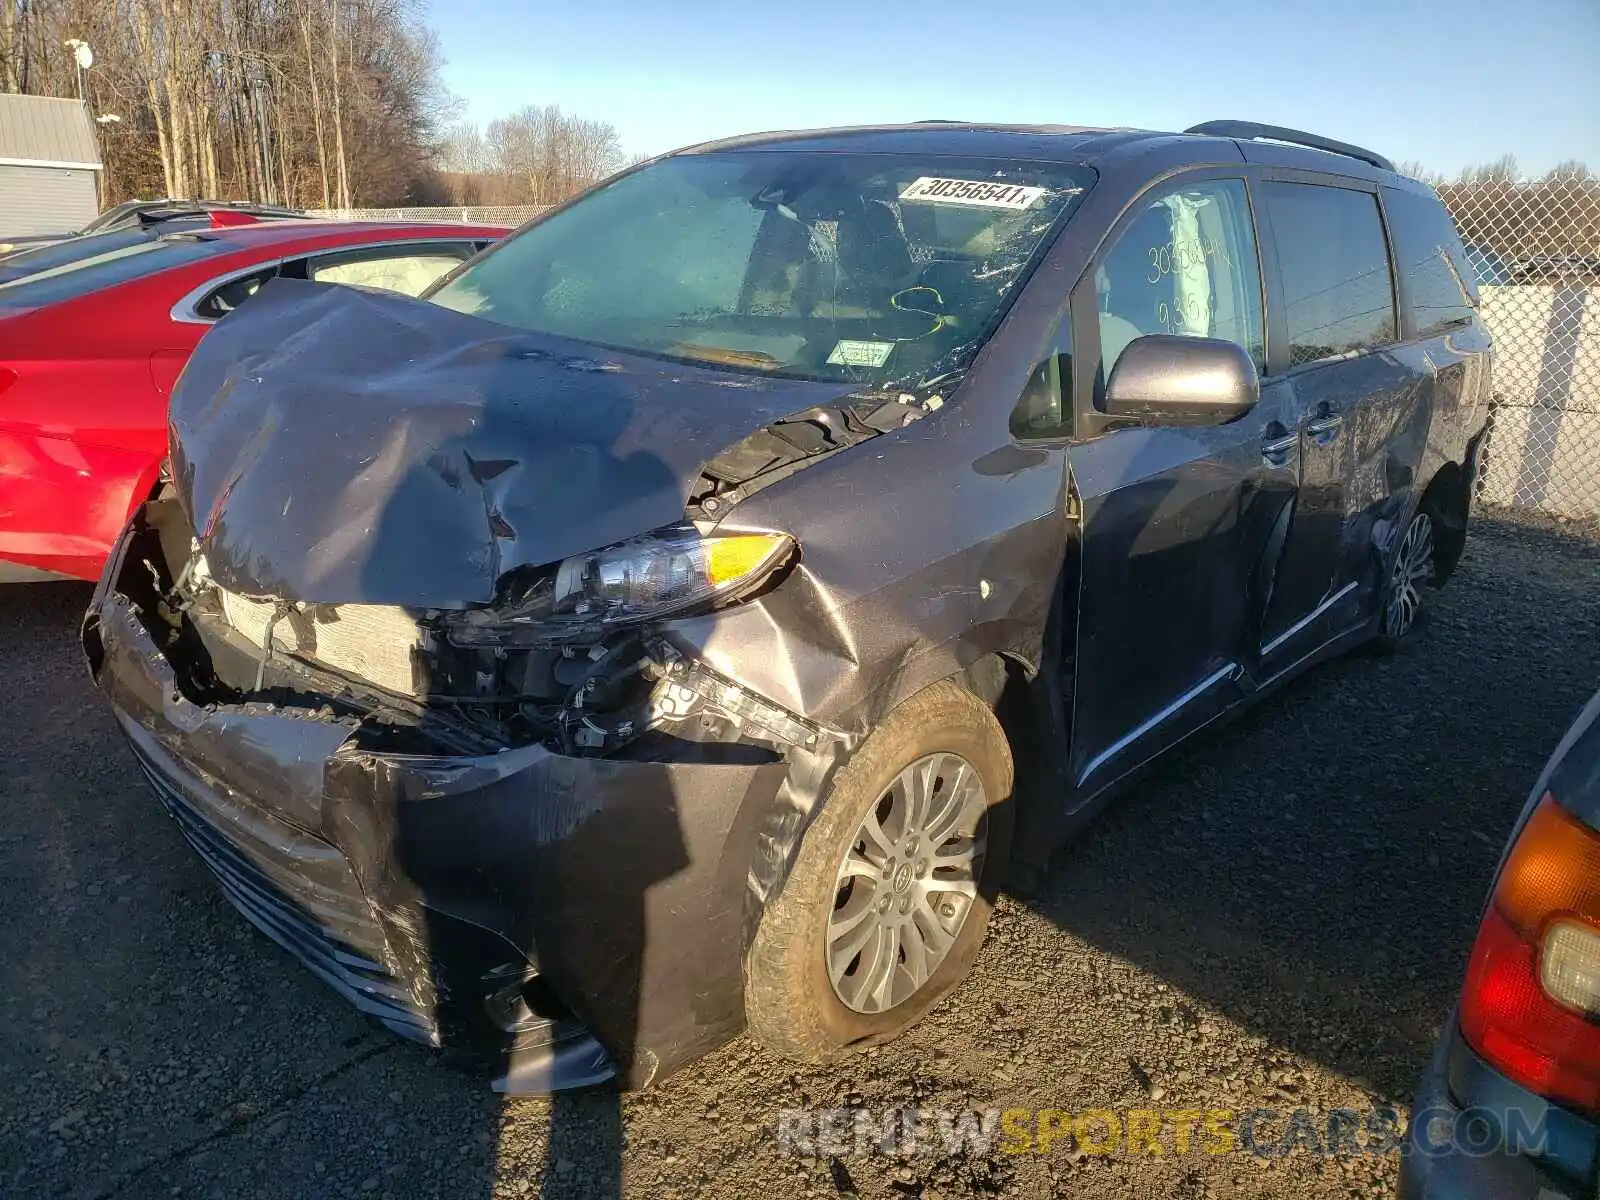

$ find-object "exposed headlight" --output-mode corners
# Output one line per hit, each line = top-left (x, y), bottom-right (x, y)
(447, 526), (795, 646)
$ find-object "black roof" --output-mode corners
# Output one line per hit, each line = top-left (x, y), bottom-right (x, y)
(679, 120), (1410, 186)
(682, 123), (1167, 163)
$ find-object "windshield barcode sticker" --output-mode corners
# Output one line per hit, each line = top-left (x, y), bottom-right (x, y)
(826, 339), (894, 368)
(899, 177), (1047, 210)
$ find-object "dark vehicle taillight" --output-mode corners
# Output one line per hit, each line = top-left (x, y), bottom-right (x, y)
(1459, 794), (1600, 1111)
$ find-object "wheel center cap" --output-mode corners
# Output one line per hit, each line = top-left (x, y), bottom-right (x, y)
(891, 862), (915, 894)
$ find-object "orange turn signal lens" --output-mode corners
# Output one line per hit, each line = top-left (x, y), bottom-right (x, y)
(702, 534), (792, 589)
(1494, 794), (1600, 937)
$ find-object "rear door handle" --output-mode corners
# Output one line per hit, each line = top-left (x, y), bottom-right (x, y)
(1306, 413), (1343, 442)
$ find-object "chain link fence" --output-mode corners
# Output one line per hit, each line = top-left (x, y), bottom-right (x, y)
(314, 182), (1600, 519)
(1442, 179), (1600, 518)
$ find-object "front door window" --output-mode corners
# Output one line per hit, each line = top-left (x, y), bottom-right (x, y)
(1095, 178), (1265, 388)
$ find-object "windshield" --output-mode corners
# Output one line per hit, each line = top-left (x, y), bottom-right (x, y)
(0, 235), (225, 307)
(429, 151), (1093, 386)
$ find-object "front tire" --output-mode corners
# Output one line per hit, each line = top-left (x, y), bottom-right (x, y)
(745, 679), (1014, 1063)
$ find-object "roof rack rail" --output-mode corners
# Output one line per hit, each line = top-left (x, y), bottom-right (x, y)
(1183, 120), (1395, 173)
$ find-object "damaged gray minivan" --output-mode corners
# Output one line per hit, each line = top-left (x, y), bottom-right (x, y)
(84, 120), (1491, 1090)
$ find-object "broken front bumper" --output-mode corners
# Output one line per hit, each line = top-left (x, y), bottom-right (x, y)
(83, 572), (787, 1091)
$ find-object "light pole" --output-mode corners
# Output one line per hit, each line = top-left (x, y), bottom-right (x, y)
(95, 114), (121, 205)
(63, 39), (93, 100)
(62, 41), (105, 204)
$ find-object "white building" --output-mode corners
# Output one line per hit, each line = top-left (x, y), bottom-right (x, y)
(0, 95), (102, 237)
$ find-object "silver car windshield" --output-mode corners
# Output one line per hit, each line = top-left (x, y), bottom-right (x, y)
(430, 151), (1094, 386)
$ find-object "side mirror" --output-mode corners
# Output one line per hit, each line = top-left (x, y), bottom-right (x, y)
(1102, 334), (1260, 427)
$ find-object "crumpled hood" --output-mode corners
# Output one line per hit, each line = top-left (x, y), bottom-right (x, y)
(170, 279), (857, 607)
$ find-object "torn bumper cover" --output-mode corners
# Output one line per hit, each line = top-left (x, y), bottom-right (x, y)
(84, 536), (788, 1091)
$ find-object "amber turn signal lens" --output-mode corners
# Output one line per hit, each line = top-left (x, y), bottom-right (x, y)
(1495, 795), (1600, 937)
(703, 534), (792, 588)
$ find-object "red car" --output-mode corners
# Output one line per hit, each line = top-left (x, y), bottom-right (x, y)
(0, 219), (508, 581)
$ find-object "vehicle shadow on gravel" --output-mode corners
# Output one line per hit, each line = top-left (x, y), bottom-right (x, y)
(1022, 515), (1600, 1102)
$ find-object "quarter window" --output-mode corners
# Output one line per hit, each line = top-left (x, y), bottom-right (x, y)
(195, 266), (278, 320)
(1094, 178), (1264, 385)
(1382, 185), (1477, 337)
(1263, 182), (1397, 366)
(1010, 336), (1073, 440)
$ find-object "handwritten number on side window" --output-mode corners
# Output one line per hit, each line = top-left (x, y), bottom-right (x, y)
(1156, 298), (1208, 333)
(1145, 235), (1233, 285)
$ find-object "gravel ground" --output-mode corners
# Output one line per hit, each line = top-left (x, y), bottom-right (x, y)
(3, 509), (1598, 1200)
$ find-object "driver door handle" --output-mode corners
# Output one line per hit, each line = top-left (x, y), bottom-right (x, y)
(1262, 432), (1297, 460)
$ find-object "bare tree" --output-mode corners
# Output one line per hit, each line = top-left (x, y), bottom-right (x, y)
(439, 122), (491, 174)
(1544, 159), (1595, 183)
(481, 103), (623, 205)
(1458, 154), (1521, 184)
(1395, 159), (1447, 187)
(2, 0), (456, 207)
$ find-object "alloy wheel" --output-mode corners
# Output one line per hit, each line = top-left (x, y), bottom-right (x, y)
(825, 752), (988, 1014)
(1384, 511), (1436, 639)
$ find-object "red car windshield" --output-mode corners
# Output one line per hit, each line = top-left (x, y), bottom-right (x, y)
(0, 235), (227, 308)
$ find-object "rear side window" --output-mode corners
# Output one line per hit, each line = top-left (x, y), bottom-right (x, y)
(306, 244), (473, 296)
(1263, 183), (1396, 367)
(1382, 186), (1477, 337)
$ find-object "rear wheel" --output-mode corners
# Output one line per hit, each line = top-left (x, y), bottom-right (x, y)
(745, 680), (1013, 1062)
(1375, 507), (1437, 651)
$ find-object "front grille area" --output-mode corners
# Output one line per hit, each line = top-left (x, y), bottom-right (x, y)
(125, 727), (438, 1047)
